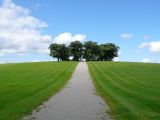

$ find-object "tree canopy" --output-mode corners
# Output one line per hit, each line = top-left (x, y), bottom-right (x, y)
(69, 41), (83, 61)
(49, 41), (119, 61)
(83, 41), (99, 61)
(98, 43), (120, 61)
(49, 43), (70, 61)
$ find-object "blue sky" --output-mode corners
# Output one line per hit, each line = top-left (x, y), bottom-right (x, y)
(0, 0), (160, 63)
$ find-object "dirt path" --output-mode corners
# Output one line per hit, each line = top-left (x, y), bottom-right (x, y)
(23, 62), (111, 120)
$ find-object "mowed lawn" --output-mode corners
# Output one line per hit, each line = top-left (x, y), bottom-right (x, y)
(88, 62), (160, 120)
(0, 62), (77, 120)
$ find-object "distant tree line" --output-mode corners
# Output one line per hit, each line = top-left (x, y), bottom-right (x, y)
(49, 41), (120, 61)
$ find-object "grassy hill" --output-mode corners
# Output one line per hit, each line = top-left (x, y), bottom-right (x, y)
(0, 62), (77, 120)
(88, 62), (160, 120)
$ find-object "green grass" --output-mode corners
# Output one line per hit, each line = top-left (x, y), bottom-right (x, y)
(0, 61), (77, 120)
(88, 62), (160, 120)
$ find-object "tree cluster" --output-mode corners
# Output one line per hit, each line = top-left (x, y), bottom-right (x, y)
(49, 41), (120, 61)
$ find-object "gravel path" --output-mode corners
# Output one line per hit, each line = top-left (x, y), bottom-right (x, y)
(23, 62), (111, 120)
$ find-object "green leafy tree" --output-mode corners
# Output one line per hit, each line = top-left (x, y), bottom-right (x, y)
(98, 43), (119, 61)
(49, 41), (120, 61)
(49, 43), (61, 61)
(83, 41), (99, 61)
(59, 44), (70, 61)
(49, 43), (70, 61)
(69, 41), (83, 61)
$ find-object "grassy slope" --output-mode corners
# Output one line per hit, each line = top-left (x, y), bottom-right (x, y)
(88, 62), (160, 120)
(0, 62), (77, 120)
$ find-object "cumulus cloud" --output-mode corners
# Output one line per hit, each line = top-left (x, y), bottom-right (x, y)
(120, 33), (133, 40)
(0, 0), (52, 56)
(142, 58), (151, 63)
(139, 41), (160, 53)
(54, 32), (86, 44)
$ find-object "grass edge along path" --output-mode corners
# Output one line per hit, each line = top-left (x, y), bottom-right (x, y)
(0, 62), (78, 120)
(87, 61), (160, 120)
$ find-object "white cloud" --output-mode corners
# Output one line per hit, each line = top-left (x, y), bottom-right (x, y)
(114, 57), (120, 61)
(139, 41), (160, 53)
(33, 60), (40, 62)
(118, 51), (121, 56)
(0, 52), (4, 57)
(142, 58), (151, 63)
(120, 33), (133, 40)
(54, 32), (86, 44)
(0, 0), (52, 56)
(114, 51), (121, 61)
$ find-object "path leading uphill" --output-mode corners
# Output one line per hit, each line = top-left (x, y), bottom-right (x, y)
(23, 62), (111, 120)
